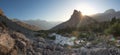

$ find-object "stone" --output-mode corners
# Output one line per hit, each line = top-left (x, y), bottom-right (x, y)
(10, 49), (17, 55)
(0, 33), (15, 54)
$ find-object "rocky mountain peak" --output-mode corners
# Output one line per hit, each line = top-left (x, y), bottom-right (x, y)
(104, 9), (116, 14)
(73, 10), (80, 15)
(69, 9), (82, 21)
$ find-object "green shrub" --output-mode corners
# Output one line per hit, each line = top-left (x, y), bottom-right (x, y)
(48, 36), (56, 40)
(104, 22), (120, 36)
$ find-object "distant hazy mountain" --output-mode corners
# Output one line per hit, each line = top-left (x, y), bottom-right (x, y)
(91, 9), (120, 21)
(23, 19), (62, 30)
(51, 10), (97, 30)
(12, 19), (40, 31)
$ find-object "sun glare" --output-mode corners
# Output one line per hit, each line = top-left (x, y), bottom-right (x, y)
(75, 4), (97, 15)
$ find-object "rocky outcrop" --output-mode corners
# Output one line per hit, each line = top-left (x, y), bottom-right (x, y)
(0, 9), (35, 55)
(0, 15), (34, 38)
(0, 9), (35, 39)
(0, 9), (4, 16)
(51, 10), (97, 30)
(0, 21), (41, 55)
(51, 10), (82, 30)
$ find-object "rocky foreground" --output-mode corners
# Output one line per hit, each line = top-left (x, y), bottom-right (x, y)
(0, 21), (120, 55)
(1, 32), (120, 55)
(1, 31), (120, 55)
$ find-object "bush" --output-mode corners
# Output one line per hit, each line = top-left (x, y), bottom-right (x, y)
(105, 22), (120, 36)
(48, 36), (56, 40)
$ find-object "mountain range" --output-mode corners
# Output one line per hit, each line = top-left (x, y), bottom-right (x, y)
(91, 9), (120, 21)
(11, 19), (40, 31)
(8, 9), (120, 31)
(23, 20), (62, 30)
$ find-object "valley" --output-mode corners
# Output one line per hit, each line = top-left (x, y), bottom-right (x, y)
(0, 4), (120, 55)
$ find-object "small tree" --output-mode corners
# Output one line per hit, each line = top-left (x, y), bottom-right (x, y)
(111, 17), (117, 24)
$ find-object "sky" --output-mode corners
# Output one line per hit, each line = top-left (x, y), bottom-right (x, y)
(0, 0), (120, 21)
